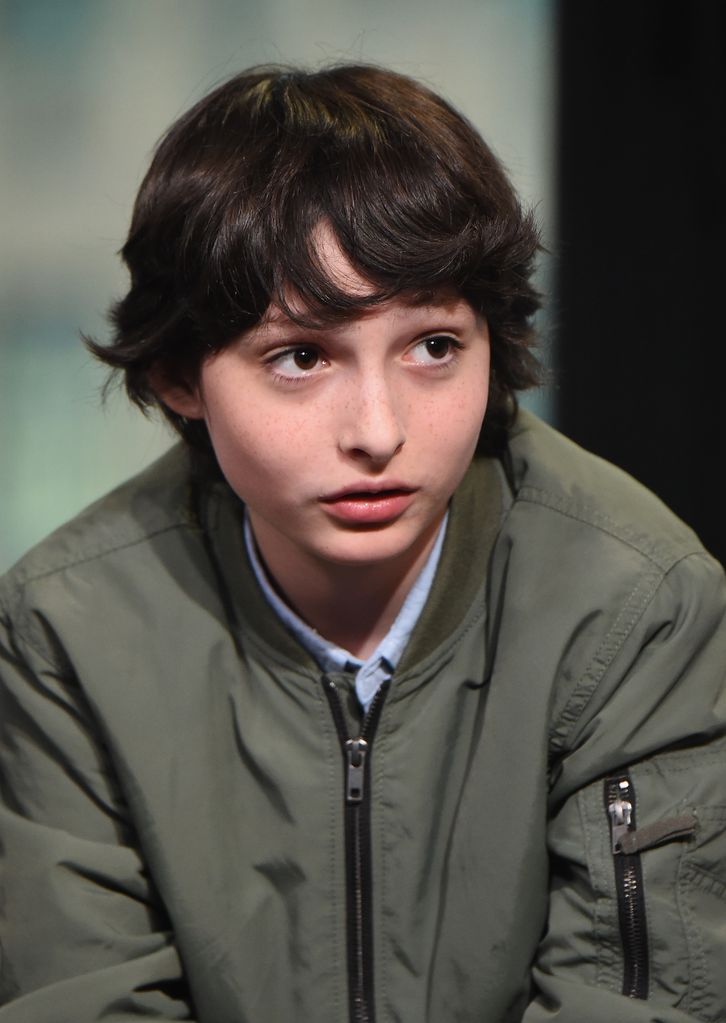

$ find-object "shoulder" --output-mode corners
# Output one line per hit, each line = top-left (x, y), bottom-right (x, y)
(492, 411), (726, 779)
(496, 410), (725, 664)
(0, 445), (205, 663)
(503, 409), (706, 571)
(2, 445), (195, 587)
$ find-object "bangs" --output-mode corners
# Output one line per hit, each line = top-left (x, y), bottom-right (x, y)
(160, 66), (532, 340)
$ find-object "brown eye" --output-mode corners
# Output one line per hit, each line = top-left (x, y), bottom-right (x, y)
(293, 348), (319, 370)
(408, 334), (462, 368)
(424, 336), (452, 359)
(269, 345), (328, 381)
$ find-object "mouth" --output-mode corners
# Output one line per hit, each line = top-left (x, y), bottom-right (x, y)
(319, 485), (418, 525)
(321, 483), (416, 503)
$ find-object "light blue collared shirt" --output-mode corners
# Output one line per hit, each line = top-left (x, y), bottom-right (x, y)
(243, 512), (448, 712)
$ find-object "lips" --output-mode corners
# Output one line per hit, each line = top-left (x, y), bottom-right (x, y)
(321, 481), (415, 501)
(320, 484), (417, 525)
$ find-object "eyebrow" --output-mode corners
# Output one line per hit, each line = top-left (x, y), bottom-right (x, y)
(250, 316), (319, 341)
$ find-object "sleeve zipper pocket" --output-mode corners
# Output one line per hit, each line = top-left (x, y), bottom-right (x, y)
(605, 775), (650, 999)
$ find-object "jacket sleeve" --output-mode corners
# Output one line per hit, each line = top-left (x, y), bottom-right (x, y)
(524, 550), (726, 1023)
(0, 606), (193, 1020)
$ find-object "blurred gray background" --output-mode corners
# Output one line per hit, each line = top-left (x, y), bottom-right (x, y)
(0, 0), (555, 572)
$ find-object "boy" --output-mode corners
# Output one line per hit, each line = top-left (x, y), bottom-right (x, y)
(1, 64), (725, 1023)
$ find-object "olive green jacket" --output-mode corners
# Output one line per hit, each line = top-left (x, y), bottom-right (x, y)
(1, 411), (725, 1022)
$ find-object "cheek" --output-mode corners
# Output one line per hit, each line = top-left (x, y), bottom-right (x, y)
(457, 354), (491, 435)
(417, 376), (489, 453)
(204, 391), (322, 490)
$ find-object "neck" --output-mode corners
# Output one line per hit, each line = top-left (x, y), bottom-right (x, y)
(249, 517), (443, 659)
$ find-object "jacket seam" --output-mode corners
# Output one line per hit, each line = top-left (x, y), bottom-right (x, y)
(2, 521), (196, 593)
(549, 547), (721, 760)
(578, 784), (622, 991)
(678, 858), (713, 1016)
(1, 523), (197, 670)
(515, 485), (699, 571)
(548, 564), (666, 757)
(630, 739), (726, 775)
(377, 704), (391, 1022)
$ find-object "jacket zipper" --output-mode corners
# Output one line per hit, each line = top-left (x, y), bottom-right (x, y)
(605, 775), (649, 999)
(323, 676), (389, 1023)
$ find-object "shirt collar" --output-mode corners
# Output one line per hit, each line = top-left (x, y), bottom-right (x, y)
(243, 511), (448, 709)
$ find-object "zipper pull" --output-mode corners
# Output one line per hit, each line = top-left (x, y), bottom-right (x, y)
(345, 738), (368, 804)
(607, 778), (634, 853)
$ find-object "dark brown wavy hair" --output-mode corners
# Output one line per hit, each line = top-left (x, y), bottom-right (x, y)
(89, 63), (542, 455)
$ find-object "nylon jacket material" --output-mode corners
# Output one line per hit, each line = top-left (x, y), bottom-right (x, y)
(1, 410), (725, 1022)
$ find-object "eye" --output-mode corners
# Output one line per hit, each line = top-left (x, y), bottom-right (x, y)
(409, 335), (462, 365)
(268, 345), (327, 380)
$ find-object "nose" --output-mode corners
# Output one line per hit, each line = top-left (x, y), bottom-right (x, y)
(338, 372), (405, 467)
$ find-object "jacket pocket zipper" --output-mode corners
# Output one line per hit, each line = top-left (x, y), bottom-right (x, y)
(324, 676), (389, 1023)
(605, 775), (650, 999)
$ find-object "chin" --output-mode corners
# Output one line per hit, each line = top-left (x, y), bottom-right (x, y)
(313, 520), (434, 567)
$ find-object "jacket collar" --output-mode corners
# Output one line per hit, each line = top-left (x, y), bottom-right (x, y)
(195, 453), (504, 678)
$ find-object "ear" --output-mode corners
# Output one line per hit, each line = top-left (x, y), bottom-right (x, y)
(148, 364), (205, 420)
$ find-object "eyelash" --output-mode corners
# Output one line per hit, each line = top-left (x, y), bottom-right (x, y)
(265, 347), (329, 385)
(411, 334), (465, 366)
(264, 334), (464, 384)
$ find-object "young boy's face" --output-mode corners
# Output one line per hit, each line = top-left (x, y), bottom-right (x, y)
(163, 235), (490, 582)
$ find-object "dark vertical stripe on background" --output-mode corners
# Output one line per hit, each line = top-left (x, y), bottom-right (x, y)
(555, 2), (726, 567)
